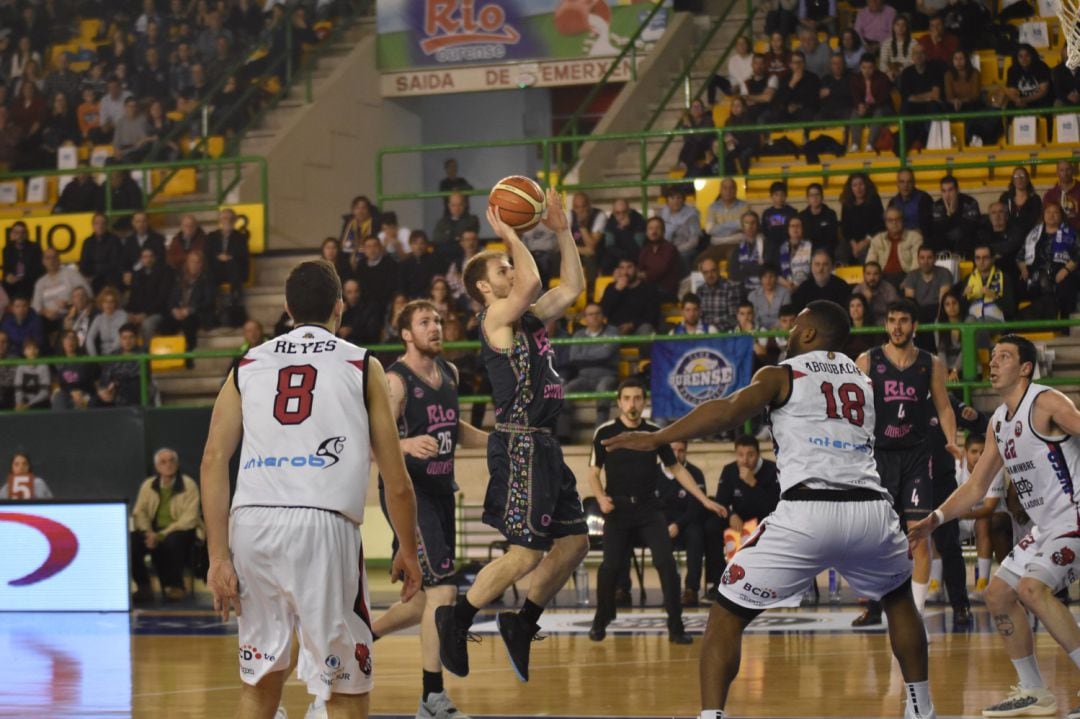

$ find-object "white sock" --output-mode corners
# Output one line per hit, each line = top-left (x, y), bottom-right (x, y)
(1069, 646), (1080, 672)
(905, 680), (934, 717)
(977, 558), (991, 582)
(930, 559), (942, 584)
(1011, 655), (1045, 689)
(912, 581), (929, 614)
(699, 711), (724, 719)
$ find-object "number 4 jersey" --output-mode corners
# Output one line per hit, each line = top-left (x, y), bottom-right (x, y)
(232, 324), (372, 524)
(769, 350), (889, 496)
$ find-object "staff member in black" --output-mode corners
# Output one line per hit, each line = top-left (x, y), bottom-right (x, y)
(658, 440), (709, 607)
(588, 378), (725, 644)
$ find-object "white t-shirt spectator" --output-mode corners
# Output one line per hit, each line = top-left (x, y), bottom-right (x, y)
(32, 267), (92, 317)
(378, 226), (410, 256)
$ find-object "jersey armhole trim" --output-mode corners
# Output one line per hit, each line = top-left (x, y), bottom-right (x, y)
(1028, 386), (1071, 444)
(769, 364), (794, 411)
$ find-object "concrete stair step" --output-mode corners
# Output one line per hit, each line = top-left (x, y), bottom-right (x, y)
(155, 372), (227, 397)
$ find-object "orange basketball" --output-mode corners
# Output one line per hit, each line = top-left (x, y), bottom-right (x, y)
(488, 175), (546, 232)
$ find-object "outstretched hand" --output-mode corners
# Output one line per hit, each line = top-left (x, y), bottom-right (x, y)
(486, 204), (521, 244)
(391, 550), (423, 603)
(541, 187), (568, 233)
(907, 512), (940, 554)
(602, 431), (661, 453)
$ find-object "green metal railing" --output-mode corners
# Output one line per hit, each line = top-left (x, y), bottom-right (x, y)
(2, 318), (1076, 412)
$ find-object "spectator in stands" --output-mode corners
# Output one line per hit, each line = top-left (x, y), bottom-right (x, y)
(797, 25), (830, 78)
(639, 216), (681, 302)
(63, 286), (96, 348)
(355, 233), (399, 321)
(0, 330), (13, 410)
(206, 207), (249, 326)
(319, 237), (350, 283)
(721, 96), (760, 174)
(52, 330), (95, 410)
(438, 158), (473, 216)
(377, 211), (409, 259)
(705, 178), (746, 247)
(772, 50), (820, 124)
(670, 292), (717, 335)
(849, 52), (892, 153)
(1005, 44), (1053, 114)
(338, 278), (381, 345)
(1052, 45), (1080, 106)
(339, 194), (378, 256)
(521, 221), (559, 285)
(879, 15), (916, 82)
(97, 76), (129, 137)
(889, 168), (933, 238)
(1, 452), (52, 499)
(428, 277), (462, 323)
(40, 91), (79, 159)
(113, 97), (151, 161)
(748, 262), (791, 329)
(3, 221), (44, 299)
(160, 250), (214, 354)
(1, 295), (44, 356)
(840, 172), (885, 264)
(0, 106), (24, 171)
(32, 248), (90, 337)
(898, 43), (944, 150)
(844, 292), (878, 360)
(13, 337), (49, 410)
(1043, 161), (1080, 231)
(792, 248), (852, 310)
(919, 15), (956, 65)
(78, 214), (122, 293)
(854, 261), (901, 323)
(239, 319), (266, 352)
(676, 99), (714, 172)
(945, 50), (998, 147)
(76, 88), (105, 145)
(102, 32), (136, 73)
(126, 247), (173, 345)
(658, 440), (708, 606)
(196, 9), (233, 65)
(659, 186), (702, 268)
(726, 210), (765, 294)
(42, 53), (79, 106)
(696, 257), (741, 331)
(569, 191), (607, 283)
(432, 191), (478, 268)
(761, 181), (797, 264)
(9, 35), (42, 83)
(764, 1), (798, 38)
(169, 41), (194, 99)
(818, 52), (855, 122)
(103, 167), (145, 234)
(1000, 167), (1042, 243)
(86, 286), (128, 356)
(931, 175), (981, 256)
(854, 0), (896, 55)
(135, 46), (169, 101)
(445, 229), (481, 308)
(799, 0), (837, 32)
(867, 206), (922, 287)
(903, 244), (953, 324)
(777, 217), (812, 290)
(130, 447), (202, 603)
(1021, 201), (1080, 319)
(10, 75), (46, 161)
(600, 258), (660, 335)
(707, 35), (753, 103)
(962, 242), (1014, 323)
(122, 211), (167, 281)
(736, 301), (776, 368)
(54, 165), (101, 214)
(166, 214), (206, 270)
(556, 302), (619, 441)
(181, 62), (209, 102)
(144, 99), (178, 161)
(840, 29), (864, 72)
(398, 230), (444, 300)
(799, 183), (840, 257)
(739, 53), (778, 122)
(602, 198), (647, 274)
(936, 290), (965, 379)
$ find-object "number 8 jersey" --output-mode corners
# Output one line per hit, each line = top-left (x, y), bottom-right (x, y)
(769, 350), (889, 496)
(232, 324), (372, 524)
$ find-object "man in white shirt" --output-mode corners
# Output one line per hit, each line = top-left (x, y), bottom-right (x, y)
(706, 178), (748, 246)
(31, 249), (91, 334)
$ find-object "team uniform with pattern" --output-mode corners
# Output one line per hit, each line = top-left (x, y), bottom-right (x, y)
(991, 384), (1080, 591)
(479, 310), (587, 550)
(230, 324), (375, 699)
(716, 350), (910, 611)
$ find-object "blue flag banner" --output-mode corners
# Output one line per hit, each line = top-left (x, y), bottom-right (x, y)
(650, 336), (755, 420)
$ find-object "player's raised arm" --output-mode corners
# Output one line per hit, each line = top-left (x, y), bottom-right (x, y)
(531, 188), (586, 322)
(603, 365), (790, 451)
(930, 355), (963, 460)
(483, 205), (543, 330)
(366, 356), (422, 601)
(201, 371), (245, 621)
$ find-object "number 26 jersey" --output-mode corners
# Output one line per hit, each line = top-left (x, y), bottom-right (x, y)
(232, 324), (372, 524)
(769, 350), (889, 496)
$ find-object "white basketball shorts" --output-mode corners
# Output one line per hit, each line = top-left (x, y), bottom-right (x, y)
(230, 506), (374, 699)
(717, 497), (912, 610)
(998, 522), (1080, 592)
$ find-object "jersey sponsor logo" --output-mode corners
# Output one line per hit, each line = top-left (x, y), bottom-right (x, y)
(669, 349), (736, 405)
(354, 642), (373, 676)
(721, 563), (745, 585)
(426, 404), (457, 431)
(242, 436), (347, 470)
(239, 644), (275, 663)
(876, 364), (887, 374)
(883, 425), (913, 440)
(413, 386), (424, 398)
(741, 582), (778, 599)
(1052, 547), (1076, 566)
(1015, 422), (1023, 437)
(1047, 444), (1075, 497)
(882, 380), (919, 402)
(807, 434), (873, 454)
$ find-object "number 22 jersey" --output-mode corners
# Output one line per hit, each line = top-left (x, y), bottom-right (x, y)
(769, 350), (889, 496)
(232, 324), (372, 524)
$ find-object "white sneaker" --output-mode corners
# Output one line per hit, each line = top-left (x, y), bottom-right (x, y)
(864, 143), (874, 152)
(970, 135), (984, 147)
(417, 690), (470, 719)
(905, 703), (937, 719)
(983, 686), (1057, 717)
(304, 699), (328, 719)
(274, 709), (288, 719)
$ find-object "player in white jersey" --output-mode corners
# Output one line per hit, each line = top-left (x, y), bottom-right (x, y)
(605, 300), (935, 719)
(910, 335), (1080, 719)
(201, 260), (422, 719)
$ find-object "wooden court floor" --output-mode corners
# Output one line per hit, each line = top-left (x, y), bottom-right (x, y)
(6, 602), (1080, 718)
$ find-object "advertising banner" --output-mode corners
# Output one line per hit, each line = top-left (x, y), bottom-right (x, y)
(649, 335), (754, 420)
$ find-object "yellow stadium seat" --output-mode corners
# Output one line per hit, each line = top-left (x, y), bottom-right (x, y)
(978, 347), (990, 377)
(79, 19), (102, 43)
(206, 135), (226, 159)
(154, 167), (197, 197)
(718, 259), (728, 278)
(712, 99), (731, 127)
(1019, 331), (1057, 342)
(485, 241), (506, 253)
(150, 335), (187, 372)
(958, 260), (974, 281)
(593, 275), (614, 302)
(834, 265), (864, 284)
(977, 51), (1001, 86)
(991, 150), (1035, 180)
(753, 39), (768, 53)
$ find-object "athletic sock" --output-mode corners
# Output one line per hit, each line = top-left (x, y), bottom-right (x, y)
(905, 680), (934, 717)
(1069, 647), (1080, 672)
(912, 581), (929, 614)
(1012, 655), (1046, 689)
(698, 711), (725, 719)
(422, 670), (443, 699)
(977, 558), (991, 582)
(519, 598), (544, 627)
(930, 559), (942, 584)
(454, 597), (480, 629)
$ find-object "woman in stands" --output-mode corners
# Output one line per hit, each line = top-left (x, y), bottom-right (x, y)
(844, 292), (881, 361)
(841, 29), (864, 71)
(677, 98), (715, 172)
(945, 50), (1002, 147)
(721, 97), (760, 175)
(1020, 201), (1080, 319)
(41, 92), (80, 160)
(1000, 166), (1042, 240)
(879, 14), (916, 82)
(936, 290), (967, 381)
(86, 287), (129, 356)
(8, 36), (41, 84)
(764, 31), (791, 81)
(145, 98), (179, 161)
(839, 172), (885, 264)
(1, 452), (53, 500)
(707, 35), (753, 104)
(52, 330), (96, 410)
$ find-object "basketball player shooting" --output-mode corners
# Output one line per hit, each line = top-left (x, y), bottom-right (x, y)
(435, 188), (590, 684)
(605, 301), (936, 719)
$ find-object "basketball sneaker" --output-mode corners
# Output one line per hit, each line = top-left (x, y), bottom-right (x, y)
(497, 611), (543, 683)
(904, 704), (937, 719)
(970, 577), (990, 603)
(274, 709), (288, 719)
(982, 686), (1057, 717)
(303, 700), (327, 719)
(435, 606), (479, 678)
(417, 690), (470, 719)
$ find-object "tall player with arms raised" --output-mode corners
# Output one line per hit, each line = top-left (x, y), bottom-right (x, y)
(606, 300), (936, 719)
(910, 335), (1080, 719)
(436, 190), (590, 683)
(201, 260), (422, 719)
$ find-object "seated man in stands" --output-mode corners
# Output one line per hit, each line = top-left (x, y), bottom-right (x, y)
(696, 257), (741, 332)
(1, 296), (44, 356)
(866, 206), (922, 288)
(639, 216), (681, 302)
(556, 303), (620, 442)
(122, 211), (167, 285)
(53, 165), (100, 214)
(166, 215), (207, 270)
(205, 208), (249, 327)
(1043, 160), (1080, 232)
(658, 186), (702, 268)
(431, 191), (479, 268)
(777, 216), (812, 291)
(670, 292), (717, 335)
(888, 168), (934, 238)
(599, 258), (660, 336)
(705, 178), (747, 247)
(897, 43), (945, 151)
(761, 182), (798, 265)
(602, 198), (647, 274)
(790, 248), (851, 310)
(397, 230), (445, 300)
(127, 247), (174, 345)
(799, 183), (840, 258)
(902, 244), (953, 326)
(32, 248), (91, 340)
(854, 261), (900, 325)
(130, 447), (202, 603)
(930, 175), (981, 256)
(961, 242), (1014, 323)
(725, 210), (765, 295)
(79, 213), (124, 293)
(92, 323), (143, 407)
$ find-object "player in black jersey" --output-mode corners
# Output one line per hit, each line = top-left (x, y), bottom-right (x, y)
(852, 299), (962, 627)
(435, 190), (590, 684)
(370, 300), (488, 719)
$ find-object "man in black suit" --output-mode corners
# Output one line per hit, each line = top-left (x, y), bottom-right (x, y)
(79, 213), (125, 293)
(126, 246), (174, 345)
(121, 211), (167, 286)
(205, 207), (249, 326)
(2, 221), (44, 300)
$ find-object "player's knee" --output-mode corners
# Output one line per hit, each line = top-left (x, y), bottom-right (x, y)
(507, 544), (545, 572)
(985, 577), (1019, 612)
(1016, 577), (1053, 610)
(563, 534), (589, 564)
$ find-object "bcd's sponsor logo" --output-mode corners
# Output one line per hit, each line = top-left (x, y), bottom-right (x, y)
(742, 582), (778, 599)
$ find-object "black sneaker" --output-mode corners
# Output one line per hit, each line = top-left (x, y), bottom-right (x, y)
(588, 619), (607, 641)
(669, 629), (693, 645)
(497, 611), (542, 682)
(435, 606), (478, 678)
(851, 608), (882, 627)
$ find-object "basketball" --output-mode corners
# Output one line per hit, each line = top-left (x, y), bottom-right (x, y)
(488, 175), (546, 232)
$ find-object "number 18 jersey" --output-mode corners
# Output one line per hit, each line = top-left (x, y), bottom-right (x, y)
(232, 324), (372, 524)
(769, 350), (888, 496)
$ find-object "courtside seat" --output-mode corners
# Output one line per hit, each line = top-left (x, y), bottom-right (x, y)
(834, 265), (864, 284)
(990, 150), (1035, 180)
